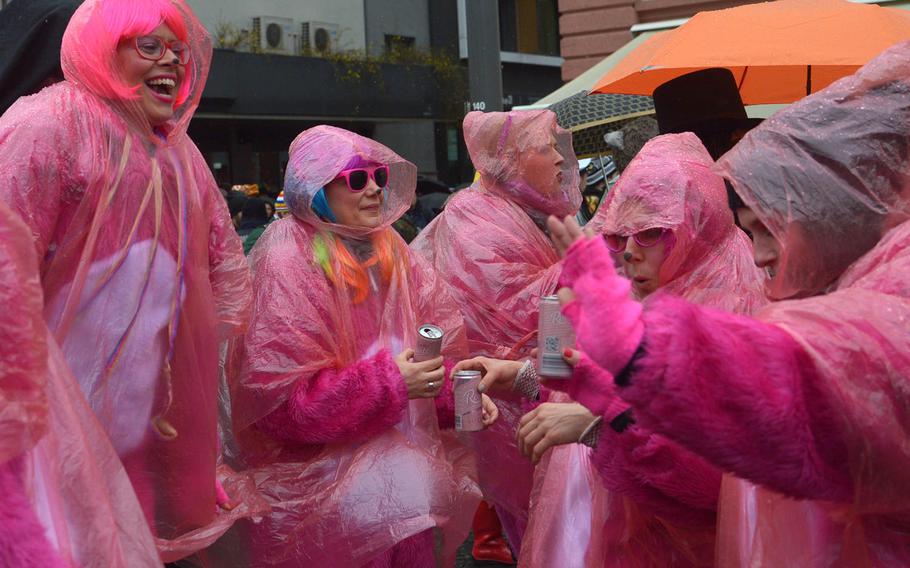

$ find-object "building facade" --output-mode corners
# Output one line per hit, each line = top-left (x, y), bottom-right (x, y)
(185, 0), (563, 192)
(558, 0), (764, 81)
(186, 0), (444, 192)
(557, 0), (910, 81)
(0, 0), (564, 190)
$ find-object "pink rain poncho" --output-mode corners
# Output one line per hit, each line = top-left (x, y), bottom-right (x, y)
(522, 134), (766, 568)
(589, 132), (767, 312)
(217, 125), (479, 568)
(0, 201), (161, 567)
(0, 198), (60, 567)
(411, 109), (581, 550)
(0, 0), (257, 560)
(413, 109), (580, 359)
(517, 390), (613, 568)
(604, 41), (910, 566)
(0, 202), (47, 470)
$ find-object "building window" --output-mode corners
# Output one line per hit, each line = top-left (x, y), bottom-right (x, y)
(499, 1), (519, 52)
(385, 34), (416, 56)
(499, 0), (560, 56)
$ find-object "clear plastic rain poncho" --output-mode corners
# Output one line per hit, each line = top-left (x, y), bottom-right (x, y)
(714, 40), (910, 567)
(0, 0), (255, 559)
(522, 134), (766, 568)
(220, 125), (479, 567)
(0, 204), (47, 466)
(412, 109), (581, 358)
(519, 391), (614, 568)
(589, 132), (767, 313)
(0, 201), (161, 567)
(411, 109), (581, 549)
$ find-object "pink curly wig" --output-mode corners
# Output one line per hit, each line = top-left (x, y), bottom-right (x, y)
(62, 0), (193, 107)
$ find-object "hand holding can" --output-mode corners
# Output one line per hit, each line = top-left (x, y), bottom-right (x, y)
(395, 349), (445, 399)
(414, 324), (444, 363)
(454, 370), (484, 431)
(536, 295), (576, 379)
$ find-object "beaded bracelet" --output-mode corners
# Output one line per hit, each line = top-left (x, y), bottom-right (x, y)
(578, 416), (603, 448)
(513, 360), (541, 400)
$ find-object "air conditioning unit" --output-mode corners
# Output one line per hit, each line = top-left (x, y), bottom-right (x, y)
(252, 16), (295, 54)
(301, 21), (339, 54)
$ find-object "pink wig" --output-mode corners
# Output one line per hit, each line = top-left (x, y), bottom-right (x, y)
(62, 0), (193, 106)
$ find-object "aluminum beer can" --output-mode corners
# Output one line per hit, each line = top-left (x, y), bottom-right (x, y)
(414, 324), (444, 362)
(536, 295), (575, 379)
(454, 370), (484, 432)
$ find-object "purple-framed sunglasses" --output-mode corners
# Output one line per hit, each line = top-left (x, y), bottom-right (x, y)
(604, 227), (672, 253)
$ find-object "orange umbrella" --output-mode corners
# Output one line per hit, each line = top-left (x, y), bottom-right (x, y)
(592, 0), (910, 104)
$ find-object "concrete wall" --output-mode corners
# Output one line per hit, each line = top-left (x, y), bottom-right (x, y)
(185, 0), (367, 52)
(364, 0), (431, 55)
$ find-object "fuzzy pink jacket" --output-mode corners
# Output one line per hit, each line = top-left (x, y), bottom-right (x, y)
(555, 231), (851, 505)
(615, 294), (853, 502)
(258, 355), (456, 446)
(561, 289), (851, 504)
(564, 220), (910, 565)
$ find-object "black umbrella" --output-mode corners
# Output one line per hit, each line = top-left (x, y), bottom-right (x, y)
(548, 90), (654, 158)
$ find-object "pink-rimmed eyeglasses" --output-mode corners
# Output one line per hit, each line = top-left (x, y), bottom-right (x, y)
(604, 227), (671, 253)
(334, 165), (390, 192)
(134, 35), (191, 65)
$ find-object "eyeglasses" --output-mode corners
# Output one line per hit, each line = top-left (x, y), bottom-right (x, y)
(335, 165), (390, 192)
(604, 227), (670, 253)
(134, 35), (191, 65)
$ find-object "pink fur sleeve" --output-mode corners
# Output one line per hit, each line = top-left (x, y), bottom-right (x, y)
(592, 425), (721, 528)
(536, 354), (621, 412)
(566, 356), (629, 419)
(617, 294), (852, 502)
(533, 357), (624, 413)
(257, 349), (409, 445)
(560, 236), (644, 375)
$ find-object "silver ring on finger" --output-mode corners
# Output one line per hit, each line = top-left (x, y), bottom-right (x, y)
(427, 381), (436, 390)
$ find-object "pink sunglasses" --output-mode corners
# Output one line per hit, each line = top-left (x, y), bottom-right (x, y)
(604, 227), (671, 253)
(334, 165), (390, 192)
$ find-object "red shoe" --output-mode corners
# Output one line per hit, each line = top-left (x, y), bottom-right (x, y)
(471, 501), (515, 564)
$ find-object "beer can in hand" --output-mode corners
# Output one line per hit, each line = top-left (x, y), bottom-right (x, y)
(454, 370), (484, 432)
(414, 324), (444, 362)
(537, 295), (576, 379)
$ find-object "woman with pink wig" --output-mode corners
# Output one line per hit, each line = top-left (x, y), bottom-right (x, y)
(550, 42), (910, 567)
(0, 0), (258, 561)
(213, 125), (491, 568)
